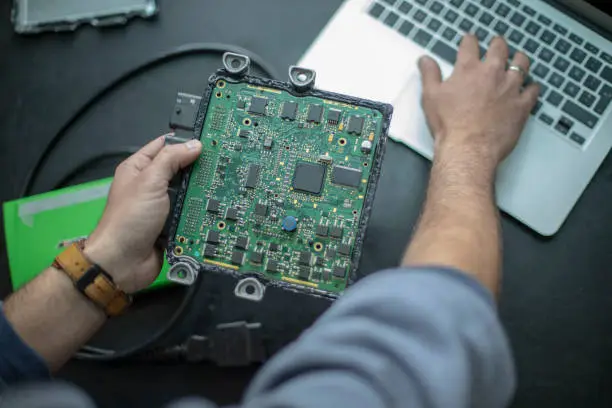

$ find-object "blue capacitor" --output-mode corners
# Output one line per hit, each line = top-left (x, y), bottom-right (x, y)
(282, 216), (298, 232)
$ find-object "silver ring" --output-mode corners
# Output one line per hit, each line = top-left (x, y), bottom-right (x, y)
(508, 65), (527, 77)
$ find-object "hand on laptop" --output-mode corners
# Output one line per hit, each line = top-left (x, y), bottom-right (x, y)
(418, 35), (540, 172)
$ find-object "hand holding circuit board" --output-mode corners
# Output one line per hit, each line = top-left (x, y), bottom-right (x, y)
(167, 54), (393, 299)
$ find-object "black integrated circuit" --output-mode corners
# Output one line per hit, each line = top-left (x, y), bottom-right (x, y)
(293, 162), (326, 195)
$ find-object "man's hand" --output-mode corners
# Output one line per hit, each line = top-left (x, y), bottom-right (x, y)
(419, 35), (540, 171)
(85, 136), (202, 293)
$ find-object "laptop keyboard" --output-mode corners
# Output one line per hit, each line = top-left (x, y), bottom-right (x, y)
(367, 0), (612, 147)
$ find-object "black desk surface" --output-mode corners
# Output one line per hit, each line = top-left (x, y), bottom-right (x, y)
(2, 1), (612, 407)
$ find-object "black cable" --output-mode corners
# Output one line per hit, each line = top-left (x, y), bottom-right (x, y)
(21, 42), (280, 198)
(20, 43), (280, 361)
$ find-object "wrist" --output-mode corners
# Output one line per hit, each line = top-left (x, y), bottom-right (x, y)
(83, 236), (130, 291)
(435, 138), (498, 178)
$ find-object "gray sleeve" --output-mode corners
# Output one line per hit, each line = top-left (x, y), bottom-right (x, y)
(242, 267), (515, 408)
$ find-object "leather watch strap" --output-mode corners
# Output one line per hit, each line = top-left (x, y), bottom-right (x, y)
(53, 241), (132, 316)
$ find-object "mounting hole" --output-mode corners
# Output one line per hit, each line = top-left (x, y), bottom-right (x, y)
(285, 146), (290, 150)
(218, 221), (226, 230)
(296, 72), (308, 82)
(338, 138), (347, 146)
(245, 285), (255, 295)
(178, 236), (186, 243)
(254, 122), (259, 127)
(231, 58), (241, 68)
(243, 118), (251, 126)
(363, 162), (368, 167)
(212, 140), (218, 146)
(352, 210), (358, 215)
(234, 277), (265, 302)
(216, 80), (226, 88)
(173, 246), (183, 256)
(314, 242), (323, 252)
(216, 91), (222, 98)
(168, 261), (197, 286)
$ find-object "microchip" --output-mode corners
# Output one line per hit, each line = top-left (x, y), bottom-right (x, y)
(322, 269), (331, 281)
(333, 265), (346, 278)
(263, 137), (273, 150)
(250, 251), (264, 264)
(234, 144), (242, 151)
(316, 224), (329, 237)
(237, 100), (246, 109)
(281, 101), (298, 120)
(248, 96), (268, 115)
(315, 257), (325, 266)
(269, 243), (279, 252)
(255, 203), (268, 217)
(235, 236), (249, 250)
(239, 129), (251, 138)
(204, 244), (217, 258)
(267, 259), (280, 272)
(326, 248), (336, 259)
(307, 104), (323, 123)
(207, 199), (220, 213)
(231, 250), (245, 265)
(347, 116), (364, 134)
(327, 109), (341, 125)
(298, 266), (311, 280)
(332, 165), (362, 188)
(225, 207), (238, 221)
(329, 226), (343, 239)
(293, 162), (326, 195)
(299, 251), (312, 265)
(207, 230), (220, 244)
(338, 243), (352, 256)
(245, 164), (260, 189)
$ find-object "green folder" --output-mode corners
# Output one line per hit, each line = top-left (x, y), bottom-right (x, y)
(3, 178), (171, 291)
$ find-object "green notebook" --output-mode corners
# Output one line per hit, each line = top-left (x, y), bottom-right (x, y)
(3, 178), (171, 291)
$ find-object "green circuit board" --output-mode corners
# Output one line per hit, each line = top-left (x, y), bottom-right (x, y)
(172, 78), (383, 294)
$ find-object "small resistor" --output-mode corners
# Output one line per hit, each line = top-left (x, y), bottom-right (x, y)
(328, 134), (334, 143)
(338, 123), (344, 131)
(368, 132), (374, 141)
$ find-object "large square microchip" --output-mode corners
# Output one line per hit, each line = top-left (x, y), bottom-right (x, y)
(293, 162), (326, 195)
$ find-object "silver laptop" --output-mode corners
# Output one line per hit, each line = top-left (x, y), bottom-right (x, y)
(299, 0), (612, 236)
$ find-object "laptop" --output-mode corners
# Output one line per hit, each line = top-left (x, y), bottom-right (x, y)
(298, 0), (612, 236)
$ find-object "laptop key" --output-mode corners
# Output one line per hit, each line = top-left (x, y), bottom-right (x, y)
(570, 133), (586, 146)
(555, 116), (574, 135)
(481, 0), (495, 8)
(508, 0), (520, 6)
(444, 10), (459, 23)
(413, 9), (427, 23)
(384, 11), (400, 26)
(493, 21), (509, 35)
(548, 72), (565, 88)
(397, 20), (415, 36)
(601, 66), (612, 84)
(525, 21), (541, 36)
(413, 29), (433, 47)
(538, 82), (549, 97)
(465, 4), (479, 17)
(524, 39), (539, 54)
(562, 101), (598, 128)
(475, 27), (489, 42)
(509, 30), (524, 45)
(429, 1), (444, 14)
(563, 82), (580, 98)
(570, 48), (587, 64)
(585, 43), (599, 54)
(569, 66), (586, 83)
(585, 57), (602, 74)
(442, 27), (457, 41)
(554, 39), (571, 54)
(427, 18), (442, 33)
(602, 53), (612, 65)
(510, 12), (526, 28)
(547, 91), (564, 107)
(594, 86), (612, 115)
(495, 3), (510, 17)
(382, 0), (396, 4)
(415, 0), (428, 4)
(584, 75), (602, 92)
(578, 91), (596, 108)
(459, 18), (474, 32)
(432, 40), (458, 64)
(539, 113), (554, 125)
(450, 0), (464, 7)
(539, 48), (554, 63)
(553, 24), (568, 36)
(368, 3), (385, 18)
(531, 100), (542, 115)
(569, 33), (584, 46)
(553, 57), (570, 73)
(540, 30), (556, 45)
(533, 64), (550, 79)
(522, 5), (536, 16)
(479, 12), (494, 26)
(398, 1), (413, 14)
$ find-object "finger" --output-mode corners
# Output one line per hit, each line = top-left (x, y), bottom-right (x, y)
(485, 36), (509, 68)
(520, 82), (540, 109)
(456, 34), (480, 67)
(507, 51), (531, 87)
(146, 139), (202, 183)
(418, 56), (443, 93)
(121, 134), (170, 173)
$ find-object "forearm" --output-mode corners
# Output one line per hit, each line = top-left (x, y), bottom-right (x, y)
(403, 142), (501, 296)
(3, 267), (106, 372)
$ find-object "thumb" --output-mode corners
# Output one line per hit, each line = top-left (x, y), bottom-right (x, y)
(146, 139), (202, 183)
(418, 56), (442, 92)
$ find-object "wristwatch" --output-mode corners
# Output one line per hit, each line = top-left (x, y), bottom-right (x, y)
(52, 240), (132, 316)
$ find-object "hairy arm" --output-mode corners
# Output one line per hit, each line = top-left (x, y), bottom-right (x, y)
(402, 35), (539, 297)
